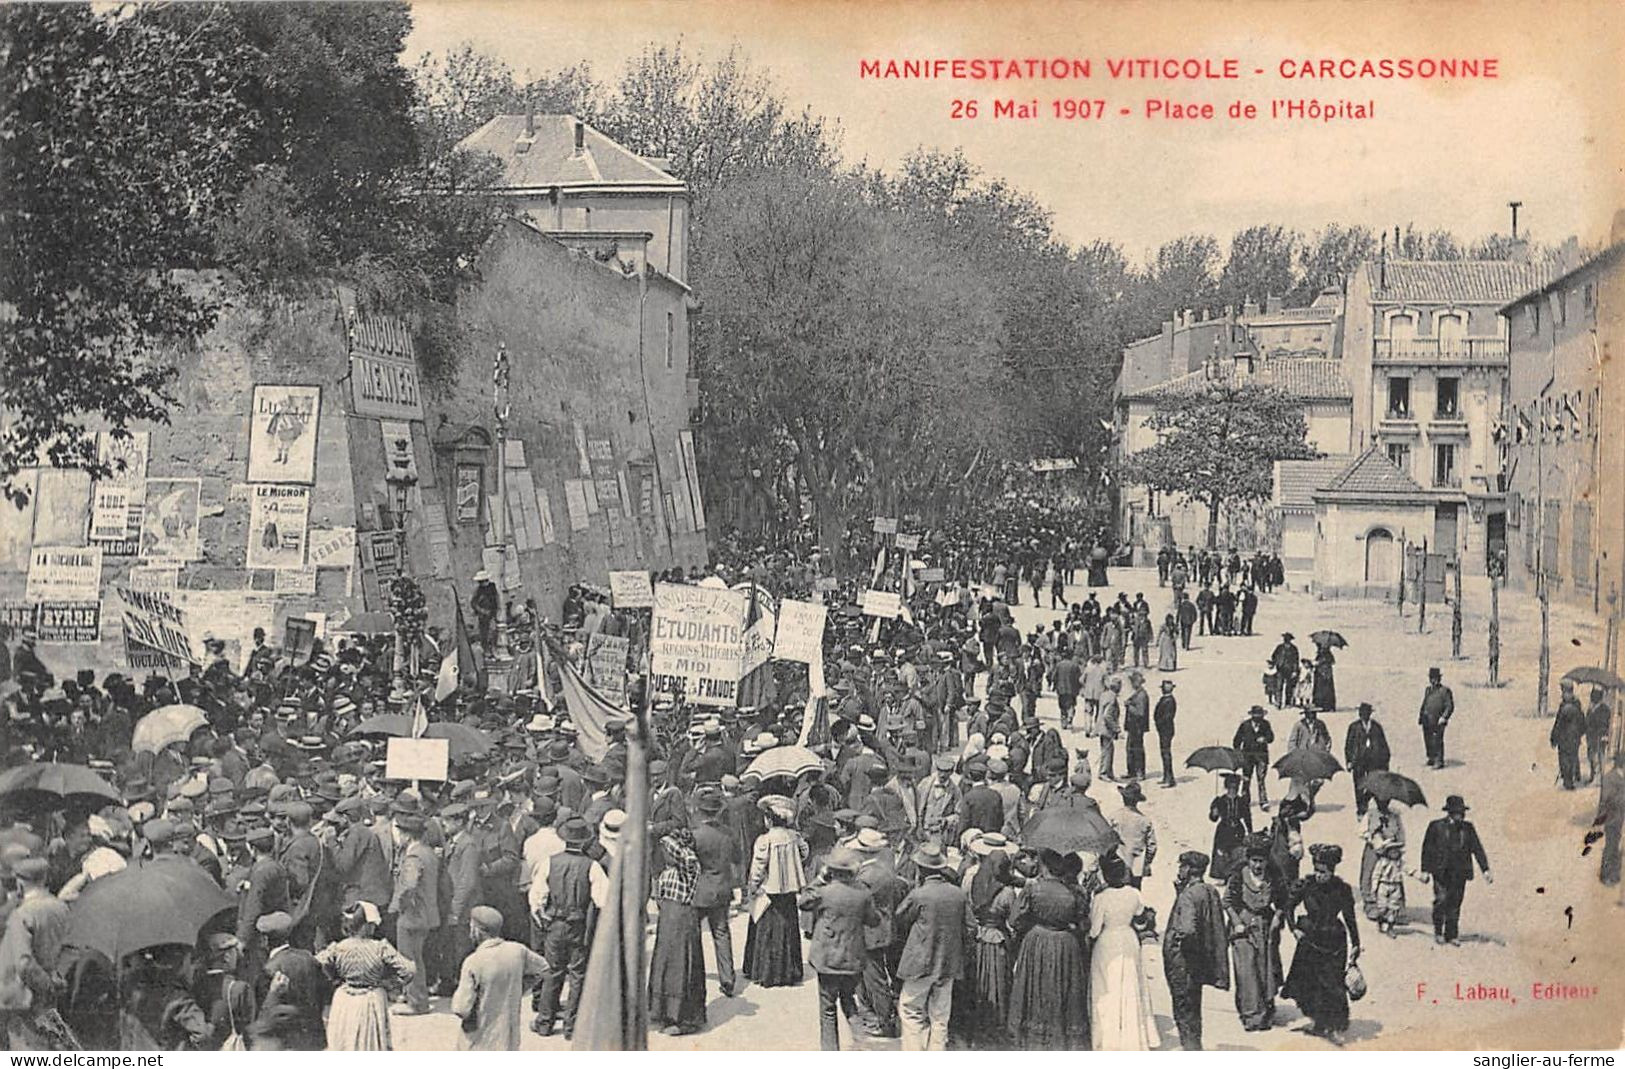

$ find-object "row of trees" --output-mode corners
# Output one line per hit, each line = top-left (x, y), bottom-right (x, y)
(5, 15), (1566, 554)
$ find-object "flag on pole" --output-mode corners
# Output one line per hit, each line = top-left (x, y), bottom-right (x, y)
(435, 597), (482, 702)
(434, 646), (459, 703)
(570, 842), (645, 1050)
(410, 693), (429, 739)
(548, 637), (629, 762)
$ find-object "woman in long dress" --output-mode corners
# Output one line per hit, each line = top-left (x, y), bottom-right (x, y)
(649, 828), (707, 1035)
(1156, 615), (1179, 672)
(1209, 773), (1252, 881)
(1088, 854), (1159, 1050)
(742, 796), (808, 987)
(1006, 849), (1091, 1049)
(1358, 800), (1407, 934)
(1225, 835), (1285, 1031)
(1280, 844), (1362, 1043)
(1312, 645), (1338, 712)
(314, 901), (415, 1051)
(962, 851), (1021, 1048)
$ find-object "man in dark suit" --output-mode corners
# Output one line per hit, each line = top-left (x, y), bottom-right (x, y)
(256, 911), (330, 1050)
(278, 802), (325, 950)
(1420, 795), (1492, 945)
(851, 828), (903, 1038)
(235, 827), (290, 983)
(893, 844), (965, 1051)
(389, 813), (440, 1014)
(331, 796), (391, 909)
(799, 846), (881, 1051)
(691, 793), (740, 997)
(1233, 705), (1275, 808)
(1343, 702), (1392, 817)
(1418, 666), (1455, 769)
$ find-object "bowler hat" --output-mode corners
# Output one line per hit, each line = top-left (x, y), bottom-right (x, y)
(1443, 794), (1469, 813)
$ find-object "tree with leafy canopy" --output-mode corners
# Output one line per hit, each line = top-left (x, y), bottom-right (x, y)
(1126, 381), (1320, 549)
(0, 3), (258, 505)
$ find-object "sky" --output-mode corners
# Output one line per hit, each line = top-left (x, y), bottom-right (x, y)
(405, 0), (1625, 262)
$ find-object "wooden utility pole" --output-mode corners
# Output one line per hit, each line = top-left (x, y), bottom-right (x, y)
(1451, 556), (1463, 659)
(1488, 577), (1501, 686)
(1537, 568), (1551, 720)
(1418, 538), (1429, 634)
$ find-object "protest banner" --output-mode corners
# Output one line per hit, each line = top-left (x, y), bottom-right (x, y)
(385, 737), (449, 782)
(894, 532), (921, 551)
(608, 570), (654, 609)
(112, 586), (201, 666)
(650, 582), (748, 707)
(25, 546), (102, 603)
(872, 516), (898, 535)
(36, 602), (101, 644)
(772, 598), (827, 664)
(246, 484), (311, 569)
(123, 634), (186, 673)
(247, 385), (321, 483)
(283, 617), (317, 663)
(813, 576), (840, 592)
(585, 632), (630, 708)
(139, 479), (201, 560)
(736, 584), (777, 679)
(861, 589), (903, 619)
(920, 566), (947, 582)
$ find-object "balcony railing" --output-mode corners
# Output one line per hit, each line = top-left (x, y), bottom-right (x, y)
(1432, 473), (1462, 489)
(1374, 337), (1508, 363)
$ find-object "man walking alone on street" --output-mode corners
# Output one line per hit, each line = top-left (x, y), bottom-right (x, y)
(1154, 681), (1179, 788)
(1418, 667), (1454, 770)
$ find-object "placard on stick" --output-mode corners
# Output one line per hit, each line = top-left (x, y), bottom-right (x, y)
(385, 737), (450, 782)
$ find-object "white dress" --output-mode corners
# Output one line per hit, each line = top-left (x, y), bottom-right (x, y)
(1088, 885), (1161, 1051)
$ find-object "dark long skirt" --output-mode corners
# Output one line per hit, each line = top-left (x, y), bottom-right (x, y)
(649, 900), (707, 1030)
(742, 892), (803, 987)
(1231, 924), (1280, 1030)
(1313, 668), (1337, 712)
(1280, 923), (1349, 1033)
(1006, 927), (1089, 1050)
(955, 935), (1012, 1048)
(1087, 559), (1109, 588)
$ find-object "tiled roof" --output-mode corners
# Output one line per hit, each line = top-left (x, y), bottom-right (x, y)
(1125, 358), (1352, 402)
(1373, 260), (1550, 304)
(459, 114), (686, 190)
(1315, 448), (1425, 496)
(1276, 456), (1356, 509)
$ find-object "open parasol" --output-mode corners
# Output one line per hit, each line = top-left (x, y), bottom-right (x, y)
(1362, 770), (1427, 808)
(1274, 748), (1343, 781)
(348, 715), (492, 760)
(1019, 805), (1121, 855)
(1185, 746), (1246, 772)
(131, 704), (209, 755)
(0, 762), (121, 810)
(741, 744), (824, 784)
(67, 857), (235, 961)
(1309, 630), (1349, 649)
(1561, 666), (1624, 689)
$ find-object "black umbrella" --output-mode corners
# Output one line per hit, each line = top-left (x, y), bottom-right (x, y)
(67, 857), (235, 960)
(1363, 771), (1427, 808)
(1561, 666), (1624, 689)
(1020, 805), (1120, 854)
(1309, 630), (1349, 649)
(1274, 748), (1343, 781)
(0, 762), (121, 810)
(1185, 746), (1246, 772)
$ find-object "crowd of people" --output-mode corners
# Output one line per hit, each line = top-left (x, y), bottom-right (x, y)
(0, 500), (1618, 1052)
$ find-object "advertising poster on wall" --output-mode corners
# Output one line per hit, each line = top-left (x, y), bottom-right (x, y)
(139, 479), (201, 560)
(307, 526), (356, 570)
(246, 385), (321, 483)
(25, 546), (103, 603)
(536, 478), (557, 545)
(96, 430), (150, 494)
(246, 484), (310, 569)
(380, 421), (419, 483)
(455, 464), (482, 523)
(564, 479), (590, 532)
(678, 430), (706, 531)
(89, 484), (135, 542)
(31, 468), (91, 546)
(36, 602), (101, 644)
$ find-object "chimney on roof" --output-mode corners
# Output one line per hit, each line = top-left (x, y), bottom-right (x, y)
(573, 119), (586, 156)
(1379, 231), (1388, 289)
(1509, 201), (1522, 240)
(1242, 298), (1260, 319)
(526, 104), (535, 138)
(1266, 295), (1283, 315)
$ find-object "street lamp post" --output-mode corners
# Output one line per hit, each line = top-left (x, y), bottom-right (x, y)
(490, 343), (515, 670)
